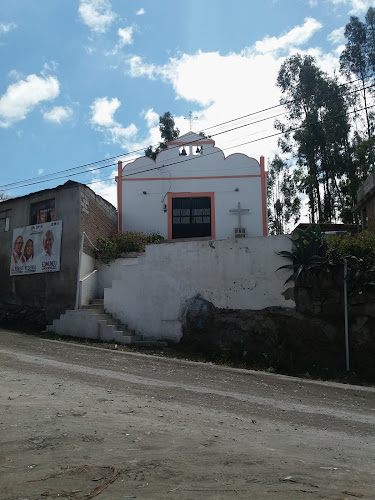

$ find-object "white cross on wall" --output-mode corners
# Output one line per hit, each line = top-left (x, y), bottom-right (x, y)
(229, 202), (249, 228)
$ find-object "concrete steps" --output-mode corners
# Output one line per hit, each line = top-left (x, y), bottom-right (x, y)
(47, 299), (143, 345)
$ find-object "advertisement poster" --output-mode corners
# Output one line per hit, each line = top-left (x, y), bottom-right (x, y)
(10, 220), (62, 276)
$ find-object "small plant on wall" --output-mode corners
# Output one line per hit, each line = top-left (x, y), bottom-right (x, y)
(95, 231), (164, 264)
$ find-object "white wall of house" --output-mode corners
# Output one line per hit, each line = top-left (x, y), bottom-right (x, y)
(119, 132), (266, 240)
(100, 235), (294, 341)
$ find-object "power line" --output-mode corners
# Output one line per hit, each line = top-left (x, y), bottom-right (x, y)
(203, 75), (370, 133)
(1, 76), (371, 191)
(3, 97), (375, 193)
(120, 102), (375, 179)
(27, 98), (375, 196)
(1, 78), (374, 192)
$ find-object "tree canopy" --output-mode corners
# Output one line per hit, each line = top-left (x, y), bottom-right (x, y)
(145, 112), (180, 160)
(268, 6), (375, 231)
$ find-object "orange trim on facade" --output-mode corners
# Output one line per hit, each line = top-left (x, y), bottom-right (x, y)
(117, 161), (123, 232)
(167, 192), (216, 240)
(260, 156), (267, 236)
(123, 174), (261, 182)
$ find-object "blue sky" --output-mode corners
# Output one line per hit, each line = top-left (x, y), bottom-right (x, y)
(1, 0), (374, 209)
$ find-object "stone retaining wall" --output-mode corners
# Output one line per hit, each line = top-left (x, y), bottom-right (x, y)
(181, 276), (375, 378)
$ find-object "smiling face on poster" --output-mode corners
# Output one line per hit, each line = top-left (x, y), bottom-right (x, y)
(9, 221), (62, 276)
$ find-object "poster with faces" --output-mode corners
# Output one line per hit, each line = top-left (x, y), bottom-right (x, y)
(10, 220), (62, 276)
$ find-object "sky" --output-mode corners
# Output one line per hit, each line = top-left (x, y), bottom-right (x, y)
(1, 0), (374, 212)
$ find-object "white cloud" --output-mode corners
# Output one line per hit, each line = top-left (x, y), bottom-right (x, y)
(84, 45), (96, 55)
(349, 0), (375, 13)
(109, 124), (138, 144)
(38, 169), (44, 175)
(124, 18), (344, 164)
(118, 26), (133, 46)
(90, 173), (118, 207)
(8, 69), (23, 80)
(328, 26), (345, 44)
(144, 108), (159, 128)
(255, 17), (322, 54)
(0, 22), (16, 34)
(78, 0), (116, 33)
(334, 43), (346, 55)
(328, 0), (375, 14)
(0, 74), (59, 128)
(136, 8), (145, 15)
(105, 26), (134, 56)
(309, 0), (318, 6)
(304, 46), (341, 74)
(125, 50), (284, 160)
(41, 61), (59, 77)
(43, 106), (73, 123)
(90, 97), (121, 127)
(90, 97), (138, 148)
(127, 56), (158, 79)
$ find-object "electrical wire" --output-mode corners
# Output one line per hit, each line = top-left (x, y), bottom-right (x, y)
(25, 98), (375, 195)
(1, 78), (374, 192)
(1, 76), (372, 191)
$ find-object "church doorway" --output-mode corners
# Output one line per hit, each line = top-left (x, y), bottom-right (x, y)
(168, 193), (215, 239)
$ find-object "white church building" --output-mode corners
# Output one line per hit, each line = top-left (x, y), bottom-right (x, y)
(116, 132), (268, 239)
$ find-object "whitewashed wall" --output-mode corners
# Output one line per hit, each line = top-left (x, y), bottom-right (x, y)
(80, 252), (95, 279)
(95, 257), (139, 298)
(120, 132), (265, 239)
(79, 270), (97, 306)
(100, 235), (294, 341)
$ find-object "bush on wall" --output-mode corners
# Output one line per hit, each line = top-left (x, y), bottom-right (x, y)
(327, 230), (375, 264)
(95, 231), (164, 264)
(277, 226), (375, 293)
(327, 230), (375, 293)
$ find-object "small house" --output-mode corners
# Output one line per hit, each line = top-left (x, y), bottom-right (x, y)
(0, 181), (117, 327)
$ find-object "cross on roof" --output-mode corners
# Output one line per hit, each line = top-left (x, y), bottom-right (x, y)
(184, 111), (198, 131)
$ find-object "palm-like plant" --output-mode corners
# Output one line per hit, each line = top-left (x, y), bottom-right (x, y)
(277, 226), (328, 284)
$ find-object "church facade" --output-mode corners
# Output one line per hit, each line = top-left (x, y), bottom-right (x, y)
(116, 132), (267, 240)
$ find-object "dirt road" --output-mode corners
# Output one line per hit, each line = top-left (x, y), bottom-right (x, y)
(1, 329), (374, 499)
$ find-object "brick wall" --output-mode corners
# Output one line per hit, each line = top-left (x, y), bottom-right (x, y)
(79, 186), (117, 257)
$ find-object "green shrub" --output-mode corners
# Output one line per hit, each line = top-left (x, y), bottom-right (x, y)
(327, 230), (375, 293)
(327, 230), (375, 264)
(95, 231), (164, 264)
(277, 226), (375, 292)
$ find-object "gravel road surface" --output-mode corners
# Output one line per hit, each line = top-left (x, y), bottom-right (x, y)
(1, 329), (374, 499)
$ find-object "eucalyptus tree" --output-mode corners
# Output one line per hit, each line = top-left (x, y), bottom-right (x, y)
(145, 112), (180, 160)
(276, 54), (351, 223)
(340, 11), (374, 138)
(366, 7), (375, 72)
(267, 155), (301, 234)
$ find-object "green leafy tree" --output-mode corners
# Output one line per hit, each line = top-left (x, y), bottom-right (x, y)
(276, 54), (351, 223)
(267, 155), (301, 234)
(145, 112), (180, 160)
(366, 7), (375, 72)
(340, 13), (374, 138)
